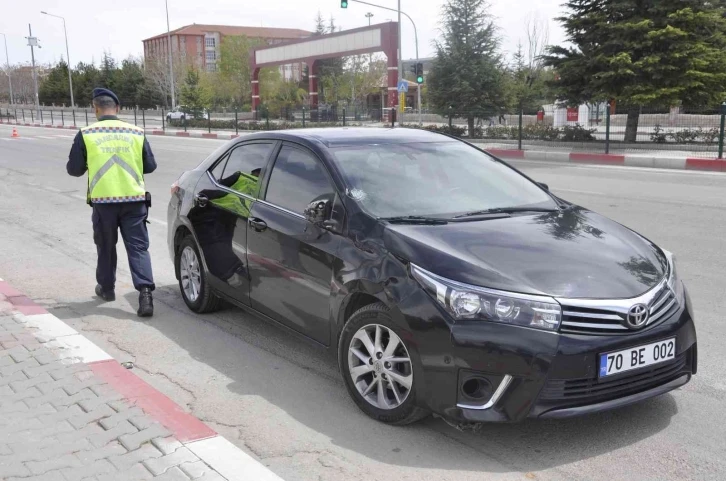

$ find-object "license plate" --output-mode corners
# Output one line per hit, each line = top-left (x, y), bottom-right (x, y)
(599, 338), (676, 378)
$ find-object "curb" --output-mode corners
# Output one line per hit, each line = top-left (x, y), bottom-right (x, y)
(0, 276), (283, 481)
(485, 148), (726, 172)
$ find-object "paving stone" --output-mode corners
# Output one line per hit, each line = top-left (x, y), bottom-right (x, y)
(143, 447), (198, 476)
(25, 388), (71, 408)
(56, 422), (106, 445)
(102, 462), (154, 481)
(152, 466), (192, 481)
(0, 443), (11, 455)
(0, 385), (42, 406)
(27, 360), (87, 380)
(129, 414), (157, 431)
(88, 420), (137, 448)
(108, 443), (163, 471)
(151, 437), (184, 456)
(68, 403), (115, 429)
(194, 472), (226, 481)
(26, 453), (84, 475)
(179, 460), (214, 479)
(36, 403), (84, 424)
(75, 441), (127, 464)
(77, 393), (125, 413)
(99, 407), (144, 430)
(0, 463), (31, 478)
(40, 438), (93, 459)
(6, 471), (65, 481)
(118, 423), (171, 451)
(0, 367), (30, 383)
(61, 459), (115, 481)
(50, 388), (98, 409)
(0, 402), (29, 414)
(9, 372), (53, 392)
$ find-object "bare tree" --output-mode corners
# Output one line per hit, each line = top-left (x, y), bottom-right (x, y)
(143, 51), (187, 108)
(524, 12), (549, 72)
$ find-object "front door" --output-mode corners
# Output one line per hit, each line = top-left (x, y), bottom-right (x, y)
(247, 144), (342, 345)
(190, 141), (276, 305)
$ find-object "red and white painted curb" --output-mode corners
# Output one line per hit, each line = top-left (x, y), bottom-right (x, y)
(0, 276), (283, 481)
(485, 148), (726, 172)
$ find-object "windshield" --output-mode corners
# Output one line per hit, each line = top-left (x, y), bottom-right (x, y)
(330, 141), (557, 218)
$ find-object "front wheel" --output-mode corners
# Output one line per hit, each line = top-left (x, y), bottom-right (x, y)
(339, 303), (429, 425)
(176, 236), (222, 313)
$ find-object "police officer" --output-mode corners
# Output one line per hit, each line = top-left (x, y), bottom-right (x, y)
(66, 88), (157, 317)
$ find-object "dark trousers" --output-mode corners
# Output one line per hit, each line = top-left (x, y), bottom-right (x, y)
(92, 202), (155, 292)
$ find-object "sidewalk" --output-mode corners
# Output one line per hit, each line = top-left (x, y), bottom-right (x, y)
(0, 277), (283, 481)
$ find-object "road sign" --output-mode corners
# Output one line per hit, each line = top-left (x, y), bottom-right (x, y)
(397, 80), (408, 93)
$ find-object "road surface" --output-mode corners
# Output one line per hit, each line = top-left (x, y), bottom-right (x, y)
(0, 123), (724, 481)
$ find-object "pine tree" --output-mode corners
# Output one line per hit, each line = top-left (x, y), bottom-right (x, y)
(428, 0), (508, 134)
(39, 59), (71, 106)
(543, 0), (726, 142)
(98, 52), (118, 91)
(180, 67), (211, 118)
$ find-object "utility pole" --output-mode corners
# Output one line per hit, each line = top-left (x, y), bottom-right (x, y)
(41, 12), (74, 108)
(365, 12), (373, 25)
(165, 0), (175, 109)
(397, 0), (402, 113)
(26, 24), (41, 119)
(0, 33), (13, 105)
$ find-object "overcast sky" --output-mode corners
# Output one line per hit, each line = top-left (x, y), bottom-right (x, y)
(1, 0), (567, 68)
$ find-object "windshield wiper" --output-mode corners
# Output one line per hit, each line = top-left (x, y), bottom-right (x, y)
(454, 207), (558, 219)
(383, 216), (448, 225)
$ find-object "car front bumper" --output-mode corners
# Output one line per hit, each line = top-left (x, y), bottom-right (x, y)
(399, 288), (697, 423)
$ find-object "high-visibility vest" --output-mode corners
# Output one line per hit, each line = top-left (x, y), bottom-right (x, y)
(211, 172), (259, 217)
(81, 119), (146, 204)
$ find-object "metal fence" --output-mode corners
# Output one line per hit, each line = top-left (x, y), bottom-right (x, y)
(2, 103), (725, 159)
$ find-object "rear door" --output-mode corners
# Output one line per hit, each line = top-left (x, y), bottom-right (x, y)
(247, 143), (343, 345)
(189, 141), (276, 305)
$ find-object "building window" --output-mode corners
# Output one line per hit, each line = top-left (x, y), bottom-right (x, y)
(206, 51), (216, 62)
(205, 37), (216, 48)
(206, 63), (217, 72)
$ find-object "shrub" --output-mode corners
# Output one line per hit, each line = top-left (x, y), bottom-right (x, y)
(561, 125), (596, 141)
(650, 125), (668, 144)
(484, 126), (510, 139)
(669, 128), (700, 144)
(700, 127), (719, 145)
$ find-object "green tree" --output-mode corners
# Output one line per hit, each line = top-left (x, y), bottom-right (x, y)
(180, 67), (211, 117)
(218, 35), (264, 107)
(72, 62), (100, 107)
(428, 0), (508, 133)
(543, 1), (726, 142)
(98, 52), (118, 91)
(114, 57), (145, 106)
(39, 59), (71, 106)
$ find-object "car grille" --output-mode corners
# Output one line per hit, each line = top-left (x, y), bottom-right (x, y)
(559, 284), (679, 335)
(540, 351), (688, 404)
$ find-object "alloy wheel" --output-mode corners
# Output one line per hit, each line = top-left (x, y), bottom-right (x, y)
(180, 246), (201, 303)
(348, 324), (413, 410)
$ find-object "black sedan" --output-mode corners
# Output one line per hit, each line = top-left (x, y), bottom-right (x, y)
(167, 128), (697, 425)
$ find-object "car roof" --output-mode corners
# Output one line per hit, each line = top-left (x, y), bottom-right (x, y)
(243, 127), (459, 148)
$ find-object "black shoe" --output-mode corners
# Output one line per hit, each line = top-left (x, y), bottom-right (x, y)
(138, 287), (154, 318)
(95, 285), (116, 302)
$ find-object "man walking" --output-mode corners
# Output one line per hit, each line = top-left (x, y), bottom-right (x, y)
(67, 88), (156, 317)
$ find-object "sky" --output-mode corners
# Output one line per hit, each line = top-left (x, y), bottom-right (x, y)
(0, 0), (567, 68)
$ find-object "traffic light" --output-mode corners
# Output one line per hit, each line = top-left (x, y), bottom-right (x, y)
(415, 62), (424, 84)
(341, 0), (348, 8)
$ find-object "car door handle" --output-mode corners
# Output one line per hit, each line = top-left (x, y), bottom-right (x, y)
(194, 193), (208, 208)
(249, 218), (268, 232)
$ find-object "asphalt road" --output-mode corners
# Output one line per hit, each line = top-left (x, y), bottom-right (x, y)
(1, 123), (724, 481)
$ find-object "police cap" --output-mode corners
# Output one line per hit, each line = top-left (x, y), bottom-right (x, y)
(92, 88), (120, 106)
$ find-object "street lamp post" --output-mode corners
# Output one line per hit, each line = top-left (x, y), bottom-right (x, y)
(26, 24), (41, 119)
(0, 33), (13, 105)
(365, 12), (374, 26)
(41, 11), (74, 108)
(165, 0), (175, 110)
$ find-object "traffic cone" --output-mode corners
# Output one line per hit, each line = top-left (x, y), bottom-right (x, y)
(11, 128), (19, 138)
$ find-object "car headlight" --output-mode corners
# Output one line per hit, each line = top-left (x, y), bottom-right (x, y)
(411, 264), (561, 331)
(663, 249), (685, 304)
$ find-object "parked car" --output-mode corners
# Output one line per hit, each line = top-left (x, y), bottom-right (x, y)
(167, 128), (697, 425)
(166, 107), (208, 121)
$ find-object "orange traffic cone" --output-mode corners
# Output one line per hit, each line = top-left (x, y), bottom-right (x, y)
(11, 128), (19, 138)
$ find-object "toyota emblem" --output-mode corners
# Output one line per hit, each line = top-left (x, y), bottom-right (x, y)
(626, 304), (649, 329)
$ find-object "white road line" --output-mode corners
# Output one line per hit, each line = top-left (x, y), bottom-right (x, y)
(554, 188), (604, 196)
(36, 136), (59, 140)
(149, 217), (168, 227)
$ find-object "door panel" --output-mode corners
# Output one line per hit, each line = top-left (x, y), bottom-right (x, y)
(247, 144), (342, 345)
(188, 142), (275, 305)
(247, 202), (340, 344)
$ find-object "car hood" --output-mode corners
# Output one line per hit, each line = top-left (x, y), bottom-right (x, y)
(383, 208), (668, 299)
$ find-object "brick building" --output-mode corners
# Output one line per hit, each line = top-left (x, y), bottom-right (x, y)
(142, 24), (312, 80)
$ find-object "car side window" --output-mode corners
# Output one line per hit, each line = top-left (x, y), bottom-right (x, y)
(209, 153), (228, 181)
(265, 146), (334, 215)
(218, 143), (274, 198)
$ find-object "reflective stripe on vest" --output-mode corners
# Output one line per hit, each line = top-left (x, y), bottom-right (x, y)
(81, 120), (146, 203)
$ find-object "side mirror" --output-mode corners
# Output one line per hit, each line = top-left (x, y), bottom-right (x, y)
(538, 182), (550, 191)
(304, 197), (332, 225)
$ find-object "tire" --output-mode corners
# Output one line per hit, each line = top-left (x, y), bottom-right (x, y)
(176, 236), (222, 313)
(339, 302), (430, 425)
